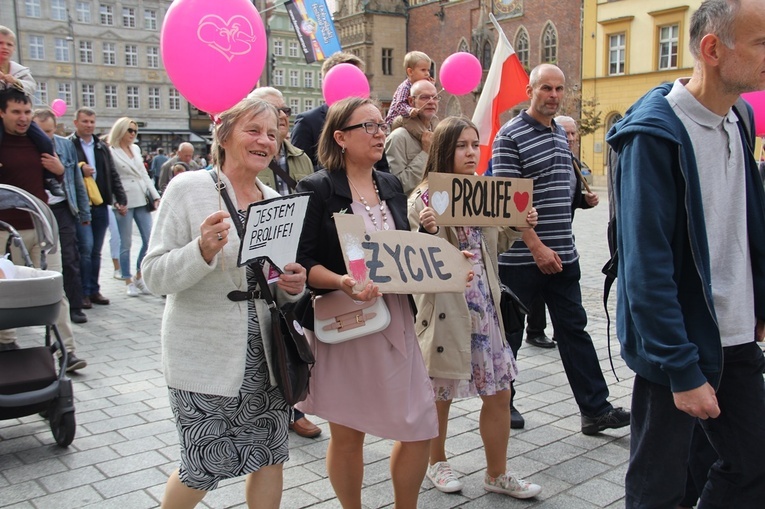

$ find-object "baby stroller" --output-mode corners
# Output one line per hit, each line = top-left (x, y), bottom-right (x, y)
(0, 184), (76, 447)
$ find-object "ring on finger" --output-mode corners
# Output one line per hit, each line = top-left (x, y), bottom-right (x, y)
(217, 232), (223, 241)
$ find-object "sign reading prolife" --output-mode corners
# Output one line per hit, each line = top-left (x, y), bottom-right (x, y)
(334, 214), (473, 294)
(238, 193), (311, 271)
(427, 173), (533, 227)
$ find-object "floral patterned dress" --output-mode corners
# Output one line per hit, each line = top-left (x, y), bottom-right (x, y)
(432, 226), (518, 400)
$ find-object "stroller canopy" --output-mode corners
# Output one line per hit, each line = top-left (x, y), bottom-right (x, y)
(0, 184), (58, 254)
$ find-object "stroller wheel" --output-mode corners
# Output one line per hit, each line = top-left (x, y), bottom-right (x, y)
(51, 410), (76, 447)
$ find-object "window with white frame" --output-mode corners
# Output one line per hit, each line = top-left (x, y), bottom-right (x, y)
(33, 82), (47, 105)
(274, 39), (284, 57)
(29, 35), (44, 60)
(147, 46), (159, 68)
(658, 24), (679, 70)
(148, 87), (161, 110)
(304, 71), (314, 88)
(289, 41), (299, 58)
(25, 0), (41, 17)
(79, 41), (93, 64)
(51, 0), (67, 21)
(103, 42), (115, 65)
(100, 4), (113, 25)
(273, 69), (284, 86)
(58, 83), (72, 105)
(609, 33), (626, 75)
(144, 9), (157, 30)
(304, 98), (314, 111)
(122, 7), (136, 28)
(54, 38), (70, 62)
(104, 84), (117, 108)
(76, 2), (91, 23)
(289, 98), (300, 115)
(289, 70), (299, 87)
(169, 88), (181, 110)
(127, 86), (139, 109)
(125, 44), (138, 66)
(81, 84), (96, 108)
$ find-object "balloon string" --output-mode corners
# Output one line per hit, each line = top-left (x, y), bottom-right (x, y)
(216, 165), (225, 271)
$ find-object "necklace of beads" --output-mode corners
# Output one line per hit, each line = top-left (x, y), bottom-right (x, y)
(347, 176), (390, 231)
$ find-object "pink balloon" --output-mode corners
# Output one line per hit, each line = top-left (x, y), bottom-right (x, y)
(161, 0), (267, 116)
(50, 99), (67, 117)
(322, 63), (370, 106)
(742, 91), (765, 136)
(439, 52), (483, 96)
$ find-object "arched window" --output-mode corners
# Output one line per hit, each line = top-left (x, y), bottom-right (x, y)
(515, 27), (529, 69)
(541, 22), (557, 63)
(482, 41), (492, 69)
(458, 38), (469, 53)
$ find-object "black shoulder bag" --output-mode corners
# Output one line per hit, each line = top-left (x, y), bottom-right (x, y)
(209, 170), (314, 405)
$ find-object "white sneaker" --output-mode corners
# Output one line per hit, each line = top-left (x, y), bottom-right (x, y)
(426, 461), (463, 493)
(126, 283), (139, 297)
(483, 472), (541, 499)
(134, 277), (152, 295)
(114, 270), (125, 280)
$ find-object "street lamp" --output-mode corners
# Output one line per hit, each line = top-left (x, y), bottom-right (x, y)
(66, 11), (80, 110)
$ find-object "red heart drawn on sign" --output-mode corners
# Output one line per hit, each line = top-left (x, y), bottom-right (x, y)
(513, 192), (529, 212)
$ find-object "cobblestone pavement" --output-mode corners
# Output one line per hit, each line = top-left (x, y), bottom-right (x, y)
(1, 189), (634, 508)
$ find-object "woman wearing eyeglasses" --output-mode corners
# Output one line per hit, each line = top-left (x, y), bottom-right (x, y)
(107, 117), (159, 297)
(295, 97), (438, 509)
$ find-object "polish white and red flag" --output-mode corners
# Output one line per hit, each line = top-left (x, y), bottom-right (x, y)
(472, 14), (530, 174)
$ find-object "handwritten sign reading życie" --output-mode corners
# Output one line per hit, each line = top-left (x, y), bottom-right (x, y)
(334, 213), (473, 294)
(238, 193), (311, 271)
(428, 173), (533, 227)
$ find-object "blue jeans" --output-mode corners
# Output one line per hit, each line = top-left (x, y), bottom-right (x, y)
(115, 205), (153, 279)
(499, 260), (612, 417)
(77, 204), (109, 296)
(626, 342), (765, 509)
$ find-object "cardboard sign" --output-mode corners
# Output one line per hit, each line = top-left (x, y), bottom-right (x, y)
(428, 173), (533, 227)
(334, 214), (473, 294)
(238, 193), (311, 270)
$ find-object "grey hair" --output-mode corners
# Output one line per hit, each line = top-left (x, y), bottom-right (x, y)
(554, 115), (576, 128)
(690, 0), (740, 59)
(247, 87), (284, 102)
(210, 98), (278, 168)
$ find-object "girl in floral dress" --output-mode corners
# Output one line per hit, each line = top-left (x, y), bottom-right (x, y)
(408, 116), (542, 499)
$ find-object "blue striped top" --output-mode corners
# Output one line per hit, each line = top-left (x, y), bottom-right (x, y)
(491, 110), (578, 266)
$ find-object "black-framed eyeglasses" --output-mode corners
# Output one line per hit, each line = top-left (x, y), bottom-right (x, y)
(340, 122), (390, 136)
(278, 106), (292, 116)
(127, 128), (138, 135)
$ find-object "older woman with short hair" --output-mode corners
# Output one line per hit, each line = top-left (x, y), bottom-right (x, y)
(143, 98), (307, 509)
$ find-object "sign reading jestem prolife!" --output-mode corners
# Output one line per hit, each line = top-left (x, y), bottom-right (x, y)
(334, 214), (473, 294)
(238, 193), (311, 270)
(427, 173), (533, 227)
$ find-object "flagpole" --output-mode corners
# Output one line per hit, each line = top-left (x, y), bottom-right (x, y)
(489, 13), (511, 47)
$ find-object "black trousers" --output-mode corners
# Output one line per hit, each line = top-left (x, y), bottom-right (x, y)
(50, 203), (84, 311)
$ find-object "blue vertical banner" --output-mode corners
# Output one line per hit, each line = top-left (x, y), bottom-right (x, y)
(284, 0), (342, 63)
